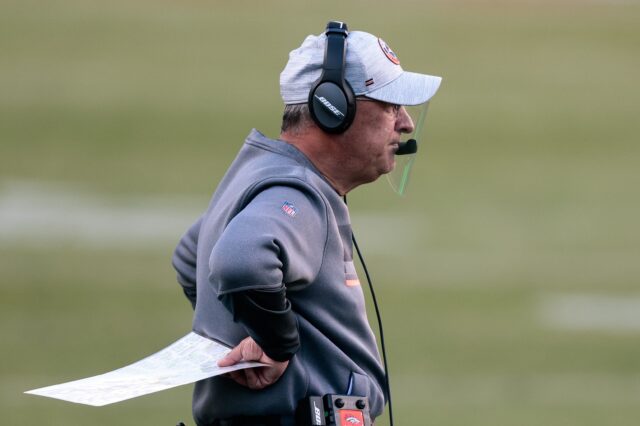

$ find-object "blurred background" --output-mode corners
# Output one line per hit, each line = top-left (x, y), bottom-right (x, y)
(1, 0), (639, 424)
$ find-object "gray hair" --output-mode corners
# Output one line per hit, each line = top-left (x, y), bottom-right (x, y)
(280, 103), (312, 134)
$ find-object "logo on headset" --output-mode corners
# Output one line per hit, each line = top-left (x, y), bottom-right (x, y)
(314, 95), (345, 118)
(313, 401), (323, 425)
(378, 38), (400, 65)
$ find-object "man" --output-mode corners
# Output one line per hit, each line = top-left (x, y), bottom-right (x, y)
(172, 22), (441, 426)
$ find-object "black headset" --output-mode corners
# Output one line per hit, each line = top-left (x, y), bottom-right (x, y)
(308, 21), (356, 134)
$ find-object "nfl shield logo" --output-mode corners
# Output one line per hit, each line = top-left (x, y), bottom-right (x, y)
(281, 201), (297, 217)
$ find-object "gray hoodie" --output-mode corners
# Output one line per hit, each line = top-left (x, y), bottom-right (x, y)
(172, 129), (386, 425)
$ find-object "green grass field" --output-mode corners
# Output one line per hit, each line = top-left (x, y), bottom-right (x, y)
(2, 0), (640, 424)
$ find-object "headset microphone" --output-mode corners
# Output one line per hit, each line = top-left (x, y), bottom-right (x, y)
(395, 139), (417, 155)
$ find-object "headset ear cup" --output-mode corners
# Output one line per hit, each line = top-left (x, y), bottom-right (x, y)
(308, 80), (356, 134)
(306, 21), (357, 134)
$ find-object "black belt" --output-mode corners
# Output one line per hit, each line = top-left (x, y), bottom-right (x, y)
(212, 415), (295, 426)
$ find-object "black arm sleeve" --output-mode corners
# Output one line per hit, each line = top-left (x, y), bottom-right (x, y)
(221, 286), (300, 362)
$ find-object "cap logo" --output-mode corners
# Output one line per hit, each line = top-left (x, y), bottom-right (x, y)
(378, 38), (400, 65)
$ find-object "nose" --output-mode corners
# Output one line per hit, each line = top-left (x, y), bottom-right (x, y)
(396, 106), (415, 134)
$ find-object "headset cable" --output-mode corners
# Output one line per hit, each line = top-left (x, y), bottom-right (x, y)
(345, 195), (394, 426)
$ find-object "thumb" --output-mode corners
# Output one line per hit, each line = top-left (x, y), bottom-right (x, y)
(217, 343), (244, 367)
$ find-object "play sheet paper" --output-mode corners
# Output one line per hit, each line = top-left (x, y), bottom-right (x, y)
(25, 332), (261, 406)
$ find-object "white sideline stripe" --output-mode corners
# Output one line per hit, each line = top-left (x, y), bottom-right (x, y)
(539, 294), (640, 332)
(0, 181), (203, 248)
(0, 181), (419, 250)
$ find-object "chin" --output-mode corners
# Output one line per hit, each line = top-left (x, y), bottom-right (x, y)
(386, 159), (397, 174)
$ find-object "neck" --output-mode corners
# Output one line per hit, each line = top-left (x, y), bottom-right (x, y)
(280, 129), (363, 196)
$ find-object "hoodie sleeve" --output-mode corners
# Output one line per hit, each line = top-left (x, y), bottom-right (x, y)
(208, 184), (328, 296)
(172, 216), (202, 309)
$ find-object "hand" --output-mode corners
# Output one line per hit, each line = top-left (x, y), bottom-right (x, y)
(217, 337), (289, 390)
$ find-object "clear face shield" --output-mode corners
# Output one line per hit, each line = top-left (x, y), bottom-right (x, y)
(387, 101), (430, 196)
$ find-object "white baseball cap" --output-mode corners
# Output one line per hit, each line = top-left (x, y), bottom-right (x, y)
(280, 29), (442, 106)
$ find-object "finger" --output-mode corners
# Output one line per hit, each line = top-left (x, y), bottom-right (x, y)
(243, 368), (261, 390)
(262, 365), (283, 386)
(265, 361), (289, 386)
(226, 370), (248, 387)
